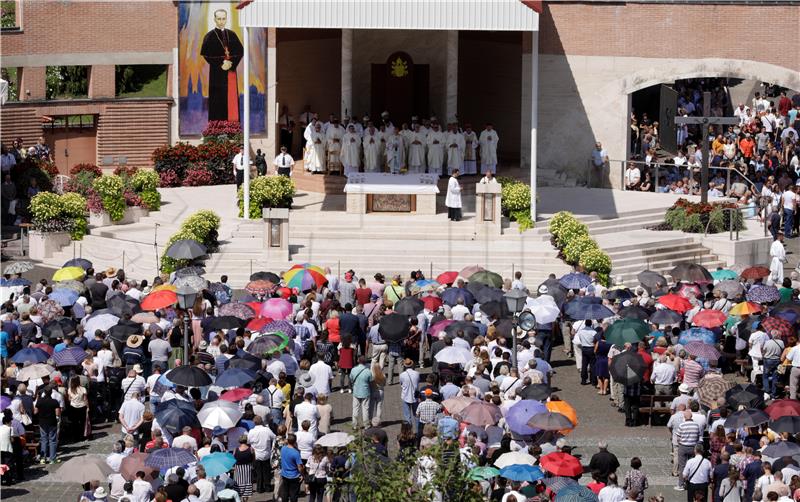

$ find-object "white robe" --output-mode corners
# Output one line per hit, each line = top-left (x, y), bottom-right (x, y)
(385, 134), (405, 174)
(325, 125), (345, 171)
(463, 131), (478, 175)
(341, 132), (361, 174)
(363, 130), (382, 172)
(306, 130), (326, 172)
(446, 132), (465, 175)
(769, 239), (786, 286)
(407, 130), (427, 173)
(426, 130), (446, 175)
(446, 176), (462, 209)
(478, 129), (499, 173)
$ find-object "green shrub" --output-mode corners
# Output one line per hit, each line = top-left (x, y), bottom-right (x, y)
(563, 234), (598, 265)
(131, 170), (160, 192)
(30, 192), (62, 222)
(92, 175), (126, 221)
(579, 248), (612, 287)
(139, 189), (161, 211)
(30, 191), (87, 240)
(61, 192), (88, 240)
(238, 175), (296, 219)
(497, 177), (534, 232)
(160, 210), (221, 273)
(664, 207), (687, 231)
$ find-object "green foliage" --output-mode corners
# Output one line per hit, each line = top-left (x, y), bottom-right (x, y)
(139, 190), (161, 211)
(115, 65), (168, 98)
(497, 177), (534, 232)
(160, 210), (221, 273)
(92, 175), (126, 221)
(30, 192), (62, 222)
(131, 170), (160, 192)
(46, 66), (89, 100)
(563, 234), (598, 265)
(29, 192), (88, 240)
(549, 211), (588, 248)
(61, 192), (89, 240)
(549, 211), (611, 286)
(1, 0), (17, 28)
(238, 175), (296, 219)
(663, 199), (746, 234)
(664, 207), (704, 233)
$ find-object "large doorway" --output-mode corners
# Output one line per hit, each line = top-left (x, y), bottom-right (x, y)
(371, 52), (429, 125)
(43, 114), (98, 173)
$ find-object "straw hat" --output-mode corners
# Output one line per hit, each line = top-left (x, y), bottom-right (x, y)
(127, 335), (143, 348)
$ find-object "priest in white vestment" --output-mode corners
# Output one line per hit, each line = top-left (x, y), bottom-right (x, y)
(385, 129), (405, 174)
(303, 117), (320, 165)
(478, 124), (500, 174)
(363, 125), (382, 173)
(407, 124), (427, 173)
(341, 125), (361, 175)
(446, 124), (465, 176)
(325, 119), (345, 174)
(446, 169), (463, 221)
(426, 123), (446, 176)
(306, 123), (326, 173)
(769, 232), (786, 286)
(462, 124), (478, 175)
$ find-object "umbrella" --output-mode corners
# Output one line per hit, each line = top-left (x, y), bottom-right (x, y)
(42, 317), (77, 340)
(260, 298), (293, 319)
(378, 313), (411, 343)
(151, 284), (178, 293)
(38, 299), (64, 322)
(504, 401), (549, 435)
(606, 288), (633, 302)
(696, 376), (735, 409)
(442, 396), (478, 416)
(263, 320), (296, 339)
(526, 411), (574, 431)
(84, 313), (120, 334)
(684, 341), (721, 361)
(198, 400), (243, 430)
(770, 416), (800, 434)
(428, 319), (455, 337)
(10, 347), (49, 364)
(609, 351), (646, 385)
(52, 456), (113, 483)
(711, 269), (739, 281)
(714, 280), (745, 298)
(219, 302), (256, 321)
(421, 296), (443, 312)
(250, 271), (281, 283)
(460, 401), (502, 426)
(546, 400), (578, 432)
(494, 318), (515, 340)
(145, 447), (197, 469)
(725, 409), (770, 428)
(315, 432), (355, 448)
(763, 441), (800, 458)
(410, 280), (440, 295)
(207, 316), (245, 331)
(52, 266), (86, 282)
(141, 290), (177, 311)
(729, 301), (763, 317)
(526, 297), (561, 324)
(678, 283), (703, 299)
(566, 302), (614, 320)
(154, 400), (201, 435)
(45, 288), (79, 307)
(741, 266), (771, 280)
(516, 383), (552, 401)
(175, 265), (206, 278)
(692, 309), (728, 328)
(671, 263), (713, 283)
(638, 270), (667, 289)
(108, 321), (141, 341)
(617, 305), (650, 320)
(245, 279), (275, 297)
(4, 261), (35, 274)
(726, 384), (765, 409)
(53, 279), (87, 294)
(434, 346), (473, 366)
(468, 270), (503, 288)
(120, 452), (159, 481)
(5, 277), (30, 287)
(199, 451), (236, 477)
(604, 318), (649, 347)
(539, 452), (583, 477)
(245, 316), (274, 332)
(468, 466), (500, 481)
(658, 294), (692, 313)
(16, 363), (55, 380)
(460, 265), (485, 279)
(770, 306), (800, 324)
(165, 239), (207, 260)
(499, 464), (544, 482)
(539, 280), (568, 307)
(479, 300), (511, 320)
(284, 264), (326, 291)
(106, 294), (139, 317)
(475, 287), (505, 305)
(494, 451), (537, 469)
(678, 327), (717, 345)
(31, 343), (53, 356)
(559, 273), (591, 290)
(543, 476), (579, 494)
(748, 285), (781, 304)
(441, 287), (475, 308)
(174, 275), (208, 292)
(766, 400), (800, 420)
(0, 396), (10, 411)
(216, 368), (258, 388)
(130, 312), (158, 324)
(394, 297), (424, 316)
(436, 271), (459, 286)
(555, 485), (599, 502)
(650, 309), (683, 325)
(52, 346), (87, 367)
(443, 321), (480, 342)
(167, 365), (212, 387)
(220, 387), (253, 402)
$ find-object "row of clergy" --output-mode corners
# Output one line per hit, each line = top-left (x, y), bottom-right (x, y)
(302, 120), (500, 176)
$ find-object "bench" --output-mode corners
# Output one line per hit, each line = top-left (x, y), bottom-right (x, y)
(638, 394), (677, 427)
(24, 430), (39, 458)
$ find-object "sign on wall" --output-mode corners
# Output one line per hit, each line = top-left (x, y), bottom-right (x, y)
(178, 1), (266, 136)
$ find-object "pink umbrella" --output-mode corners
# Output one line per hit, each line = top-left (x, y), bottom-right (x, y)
(460, 400), (502, 426)
(459, 265), (485, 279)
(260, 298), (293, 320)
(428, 319), (455, 337)
(678, 283), (702, 299)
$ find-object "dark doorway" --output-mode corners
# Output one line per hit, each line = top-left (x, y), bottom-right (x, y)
(371, 52), (429, 124)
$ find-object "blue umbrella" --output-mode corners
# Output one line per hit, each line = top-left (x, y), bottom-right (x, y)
(154, 400), (200, 435)
(499, 464), (544, 482)
(441, 287), (475, 307)
(199, 452), (236, 477)
(52, 347), (87, 367)
(566, 302), (614, 320)
(215, 368), (257, 388)
(556, 484), (599, 502)
(563, 296), (601, 315)
(145, 447), (197, 469)
(7, 278), (31, 287)
(559, 273), (591, 290)
(505, 400), (548, 435)
(10, 347), (49, 364)
(678, 327), (717, 345)
(771, 308), (800, 324)
(48, 288), (80, 307)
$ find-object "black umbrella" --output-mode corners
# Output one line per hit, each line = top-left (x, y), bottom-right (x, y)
(444, 321), (481, 344)
(394, 297), (424, 316)
(638, 270), (668, 290)
(763, 441), (800, 458)
(167, 365), (212, 387)
(650, 309), (683, 325)
(42, 317), (77, 341)
(475, 287), (505, 305)
(606, 289), (633, 302)
(770, 416), (800, 434)
(63, 258), (92, 270)
(225, 355), (262, 372)
(563, 296), (602, 317)
(107, 294), (136, 317)
(670, 263), (713, 284)
(538, 279), (568, 308)
(466, 281), (485, 298)
(154, 400), (200, 435)
(250, 271), (280, 283)
(609, 351), (647, 385)
(441, 288), (475, 308)
(527, 411), (574, 431)
(208, 316), (245, 331)
(378, 313), (410, 343)
(165, 239), (207, 260)
(618, 305), (651, 320)
(725, 409), (770, 429)
(725, 384), (765, 409)
(493, 318), (515, 339)
(480, 300), (510, 320)
(108, 321), (142, 341)
(516, 384), (551, 401)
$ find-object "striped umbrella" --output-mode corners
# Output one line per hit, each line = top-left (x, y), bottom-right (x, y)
(729, 301), (763, 316)
(558, 273), (591, 290)
(684, 341), (721, 361)
(696, 375), (734, 408)
(52, 347), (87, 367)
(283, 264), (326, 291)
(761, 316), (793, 340)
(144, 447), (197, 469)
(692, 309), (727, 329)
(747, 285), (781, 304)
(555, 485), (599, 502)
(245, 279), (274, 297)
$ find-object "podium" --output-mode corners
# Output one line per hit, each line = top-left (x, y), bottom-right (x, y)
(262, 208), (289, 261)
(475, 183), (502, 236)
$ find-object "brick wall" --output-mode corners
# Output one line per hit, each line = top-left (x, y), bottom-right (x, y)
(19, 66), (45, 100)
(89, 65), (116, 99)
(0, 107), (42, 146)
(96, 101), (172, 168)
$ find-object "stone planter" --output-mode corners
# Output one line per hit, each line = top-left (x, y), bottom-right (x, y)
(89, 206), (149, 227)
(29, 231), (71, 260)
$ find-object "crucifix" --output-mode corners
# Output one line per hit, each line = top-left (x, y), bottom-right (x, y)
(674, 91), (740, 203)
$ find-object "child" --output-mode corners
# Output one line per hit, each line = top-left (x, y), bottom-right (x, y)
(337, 339), (355, 393)
(624, 457), (649, 502)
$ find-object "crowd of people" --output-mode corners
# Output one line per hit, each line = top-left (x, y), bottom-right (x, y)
(1, 135), (50, 227)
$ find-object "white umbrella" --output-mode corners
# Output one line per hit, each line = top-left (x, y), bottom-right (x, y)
(526, 298), (560, 324)
(493, 451), (537, 469)
(434, 346), (473, 366)
(16, 363), (55, 381)
(315, 432), (355, 448)
(452, 337), (471, 350)
(198, 400), (243, 430)
(83, 313), (120, 334)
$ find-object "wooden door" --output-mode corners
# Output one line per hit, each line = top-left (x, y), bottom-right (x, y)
(44, 120), (97, 173)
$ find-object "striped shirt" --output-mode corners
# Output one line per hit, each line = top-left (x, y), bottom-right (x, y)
(677, 420), (702, 446)
(682, 360), (704, 388)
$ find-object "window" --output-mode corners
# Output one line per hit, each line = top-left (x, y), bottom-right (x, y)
(46, 66), (89, 100)
(1, 67), (19, 101)
(115, 65), (168, 98)
(43, 115), (96, 129)
(1, 0), (19, 30)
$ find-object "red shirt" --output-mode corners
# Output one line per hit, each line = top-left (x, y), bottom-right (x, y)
(354, 288), (372, 306)
(739, 138), (755, 158)
(779, 96), (792, 116)
(587, 482), (606, 495)
(338, 347), (355, 369)
(638, 349), (654, 381)
(325, 318), (341, 344)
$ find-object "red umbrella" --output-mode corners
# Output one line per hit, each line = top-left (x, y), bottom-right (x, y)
(276, 287), (292, 299)
(539, 452), (583, 477)
(741, 266), (771, 280)
(765, 399), (800, 419)
(141, 290), (178, 311)
(422, 296), (443, 312)
(246, 317), (274, 332)
(678, 283), (703, 299)
(658, 294), (692, 313)
(692, 310), (727, 329)
(31, 343), (54, 356)
(436, 271), (459, 286)
(220, 388), (253, 402)
(761, 317), (793, 340)
(245, 302), (263, 315)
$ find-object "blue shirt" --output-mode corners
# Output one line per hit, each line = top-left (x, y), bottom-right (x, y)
(54, 342), (67, 353)
(437, 416), (459, 440)
(350, 364), (373, 399)
(0, 330), (8, 357)
(280, 445), (302, 479)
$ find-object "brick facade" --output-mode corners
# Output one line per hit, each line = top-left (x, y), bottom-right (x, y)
(19, 66), (45, 101)
(89, 65), (116, 99)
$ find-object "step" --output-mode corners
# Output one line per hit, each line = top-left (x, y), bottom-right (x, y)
(610, 249), (712, 268)
(611, 254), (721, 275)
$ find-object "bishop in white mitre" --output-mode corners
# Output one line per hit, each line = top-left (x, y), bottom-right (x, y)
(362, 125), (382, 173)
(462, 124), (478, 175)
(426, 123), (446, 176)
(306, 123), (326, 173)
(341, 124), (361, 175)
(478, 123), (500, 174)
(385, 129), (405, 174)
(446, 123), (466, 175)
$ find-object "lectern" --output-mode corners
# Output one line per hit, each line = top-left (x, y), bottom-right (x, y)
(475, 183), (502, 236)
(262, 208), (289, 261)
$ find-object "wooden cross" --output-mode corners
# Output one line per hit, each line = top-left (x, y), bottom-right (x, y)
(674, 91), (740, 203)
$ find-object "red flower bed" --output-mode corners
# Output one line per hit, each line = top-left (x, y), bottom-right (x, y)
(159, 169), (180, 187)
(69, 163), (102, 178)
(671, 198), (738, 215)
(182, 168), (214, 187)
(202, 120), (241, 137)
(114, 166), (139, 178)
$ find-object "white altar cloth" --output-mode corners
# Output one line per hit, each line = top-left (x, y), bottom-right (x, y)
(343, 173), (440, 194)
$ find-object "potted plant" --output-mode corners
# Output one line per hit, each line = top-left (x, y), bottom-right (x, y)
(238, 175), (296, 219)
(88, 174), (148, 226)
(29, 192), (87, 259)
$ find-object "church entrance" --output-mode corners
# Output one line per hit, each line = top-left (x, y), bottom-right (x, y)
(370, 51), (429, 125)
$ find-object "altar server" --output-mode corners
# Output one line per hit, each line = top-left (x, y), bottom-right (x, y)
(446, 169), (463, 221)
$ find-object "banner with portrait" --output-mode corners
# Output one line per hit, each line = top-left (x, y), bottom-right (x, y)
(178, 1), (266, 136)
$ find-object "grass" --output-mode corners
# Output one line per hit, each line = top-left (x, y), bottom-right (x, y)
(117, 68), (167, 98)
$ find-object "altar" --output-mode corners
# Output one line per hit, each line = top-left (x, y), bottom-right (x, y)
(343, 173), (440, 214)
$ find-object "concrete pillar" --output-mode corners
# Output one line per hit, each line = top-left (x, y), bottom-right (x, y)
(266, 27), (278, 162)
(520, 32), (532, 170)
(20, 66), (46, 101)
(529, 31), (539, 221)
(341, 29), (353, 119)
(445, 30), (458, 123)
(88, 65), (115, 99)
(170, 49), (179, 144)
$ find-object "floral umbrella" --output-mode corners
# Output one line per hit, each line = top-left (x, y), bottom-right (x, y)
(678, 283), (703, 299)
(747, 285), (781, 304)
(219, 302), (256, 321)
(4, 261), (35, 274)
(173, 275), (208, 292)
(53, 279), (87, 293)
(245, 279), (274, 297)
(283, 264), (326, 291)
(684, 341), (721, 361)
(263, 320), (296, 339)
(38, 299), (64, 322)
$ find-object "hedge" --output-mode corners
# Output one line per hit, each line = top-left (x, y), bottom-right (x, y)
(548, 211), (612, 286)
(160, 210), (221, 273)
(237, 175), (296, 219)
